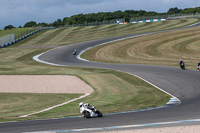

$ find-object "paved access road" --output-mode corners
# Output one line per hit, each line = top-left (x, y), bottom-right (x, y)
(1, 24), (200, 133)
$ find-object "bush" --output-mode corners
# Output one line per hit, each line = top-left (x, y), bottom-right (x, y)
(4, 25), (15, 30)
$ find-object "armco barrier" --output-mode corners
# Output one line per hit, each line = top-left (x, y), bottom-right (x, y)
(116, 22), (128, 24)
(0, 33), (15, 48)
(131, 19), (166, 24)
(0, 27), (55, 48)
(116, 19), (166, 25)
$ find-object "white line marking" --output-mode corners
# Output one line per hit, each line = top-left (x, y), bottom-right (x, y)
(19, 93), (91, 118)
(23, 119), (200, 133)
(33, 53), (67, 66)
(133, 74), (180, 104)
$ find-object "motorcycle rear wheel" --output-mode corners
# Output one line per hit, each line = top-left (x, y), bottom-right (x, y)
(96, 110), (103, 117)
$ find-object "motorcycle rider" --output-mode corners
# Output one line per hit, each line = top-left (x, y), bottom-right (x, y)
(84, 103), (95, 111)
(73, 49), (77, 55)
(79, 102), (84, 114)
(179, 59), (185, 69)
(79, 102), (84, 107)
(79, 102), (103, 118)
(79, 102), (95, 112)
(197, 62), (200, 71)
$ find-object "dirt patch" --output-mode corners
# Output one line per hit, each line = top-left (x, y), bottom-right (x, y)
(0, 75), (93, 94)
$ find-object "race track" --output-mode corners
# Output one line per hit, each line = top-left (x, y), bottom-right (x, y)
(1, 24), (200, 133)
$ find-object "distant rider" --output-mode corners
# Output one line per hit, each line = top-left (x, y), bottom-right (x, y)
(179, 59), (185, 69)
(197, 62), (200, 71)
(73, 49), (77, 55)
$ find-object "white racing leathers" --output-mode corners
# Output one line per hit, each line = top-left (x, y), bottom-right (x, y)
(80, 104), (103, 118)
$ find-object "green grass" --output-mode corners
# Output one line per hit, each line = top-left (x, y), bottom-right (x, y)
(0, 93), (81, 121)
(11, 19), (199, 47)
(0, 28), (35, 38)
(1, 19), (196, 122)
(81, 25), (200, 70)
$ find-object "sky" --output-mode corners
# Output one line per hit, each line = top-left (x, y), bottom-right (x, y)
(0, 0), (199, 29)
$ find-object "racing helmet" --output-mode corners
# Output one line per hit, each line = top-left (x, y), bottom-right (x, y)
(79, 102), (83, 107)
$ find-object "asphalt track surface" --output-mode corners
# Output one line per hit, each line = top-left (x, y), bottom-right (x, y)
(1, 24), (200, 133)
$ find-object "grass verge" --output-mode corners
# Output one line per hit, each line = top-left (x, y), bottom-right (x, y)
(0, 93), (81, 122)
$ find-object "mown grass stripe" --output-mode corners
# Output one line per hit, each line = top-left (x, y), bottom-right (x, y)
(81, 24), (200, 69)
(35, 28), (66, 44)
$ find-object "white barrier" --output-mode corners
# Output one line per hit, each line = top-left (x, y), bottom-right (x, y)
(0, 33), (15, 48)
(115, 19), (166, 25)
(0, 27), (55, 48)
(131, 19), (166, 24)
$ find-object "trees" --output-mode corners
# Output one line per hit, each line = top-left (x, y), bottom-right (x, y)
(167, 7), (200, 14)
(4, 25), (15, 30)
(23, 21), (49, 27)
(37, 22), (49, 27)
(63, 17), (69, 25)
(8, 6), (199, 29)
(57, 7), (199, 27)
(167, 7), (182, 14)
(49, 19), (64, 27)
(23, 21), (37, 27)
(181, 7), (200, 14)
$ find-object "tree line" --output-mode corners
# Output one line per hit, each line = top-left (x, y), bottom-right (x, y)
(3, 6), (200, 30)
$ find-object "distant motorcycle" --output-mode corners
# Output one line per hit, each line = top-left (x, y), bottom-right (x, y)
(179, 59), (185, 70)
(180, 62), (185, 69)
(197, 62), (200, 71)
(79, 102), (103, 118)
(73, 50), (77, 55)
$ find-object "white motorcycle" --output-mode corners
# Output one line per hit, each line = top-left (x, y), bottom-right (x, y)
(79, 103), (103, 118)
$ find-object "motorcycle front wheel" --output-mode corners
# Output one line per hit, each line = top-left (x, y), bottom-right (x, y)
(83, 111), (91, 118)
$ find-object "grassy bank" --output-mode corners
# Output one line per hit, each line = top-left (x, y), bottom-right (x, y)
(10, 19), (199, 47)
(81, 25), (200, 70)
